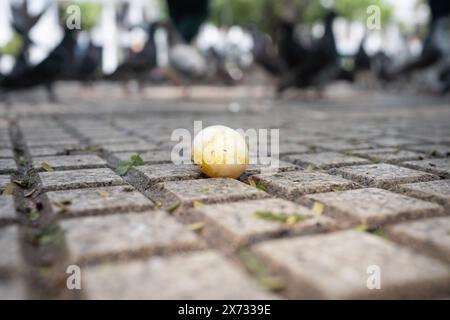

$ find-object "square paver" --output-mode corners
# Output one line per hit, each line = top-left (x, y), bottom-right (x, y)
(0, 159), (17, 174)
(61, 211), (204, 264)
(83, 250), (275, 299)
(351, 148), (426, 163)
(188, 198), (334, 249)
(402, 158), (450, 178)
(0, 226), (23, 274)
(301, 188), (444, 226)
(252, 230), (450, 299)
(334, 163), (438, 188)
(372, 137), (422, 147)
(283, 152), (370, 169)
(39, 168), (125, 191)
(278, 143), (310, 155)
(0, 196), (16, 225)
(242, 158), (299, 178)
(125, 164), (204, 191)
(250, 170), (359, 200)
(46, 186), (154, 217)
(26, 138), (81, 148)
(107, 150), (172, 166)
(406, 144), (450, 157)
(397, 180), (450, 207)
(100, 141), (159, 153)
(386, 217), (450, 264)
(0, 149), (14, 158)
(312, 140), (374, 151)
(32, 155), (107, 171)
(147, 178), (268, 210)
(0, 277), (26, 299)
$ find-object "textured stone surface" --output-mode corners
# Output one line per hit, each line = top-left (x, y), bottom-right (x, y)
(406, 144), (450, 157)
(32, 155), (107, 170)
(402, 158), (450, 178)
(386, 217), (450, 264)
(187, 198), (334, 249)
(107, 150), (172, 166)
(147, 178), (268, 210)
(0, 226), (22, 274)
(0, 148), (14, 158)
(0, 277), (26, 299)
(242, 158), (299, 178)
(39, 168), (125, 191)
(83, 251), (275, 299)
(312, 140), (374, 151)
(47, 186), (154, 217)
(250, 170), (359, 200)
(373, 137), (422, 147)
(283, 151), (370, 169)
(252, 231), (450, 299)
(61, 211), (204, 264)
(397, 180), (450, 207)
(125, 163), (203, 191)
(100, 141), (158, 153)
(0, 159), (17, 173)
(334, 163), (438, 188)
(351, 148), (425, 163)
(301, 188), (443, 226)
(0, 196), (16, 225)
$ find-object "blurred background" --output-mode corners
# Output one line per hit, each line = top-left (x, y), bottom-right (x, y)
(0, 0), (449, 103)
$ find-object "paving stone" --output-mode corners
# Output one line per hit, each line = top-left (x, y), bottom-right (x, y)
(278, 143), (310, 155)
(351, 148), (426, 163)
(27, 145), (87, 157)
(187, 198), (334, 249)
(242, 158), (298, 178)
(250, 170), (359, 200)
(107, 150), (172, 166)
(283, 152), (370, 169)
(0, 175), (11, 192)
(0, 148), (14, 158)
(32, 154), (107, 171)
(83, 250), (275, 299)
(312, 140), (374, 151)
(26, 138), (81, 147)
(0, 225), (23, 274)
(0, 277), (26, 299)
(100, 141), (159, 153)
(47, 186), (154, 217)
(39, 168), (125, 191)
(406, 144), (450, 157)
(301, 188), (443, 226)
(126, 164), (203, 191)
(147, 178), (268, 210)
(0, 196), (16, 225)
(88, 136), (141, 144)
(61, 211), (204, 264)
(333, 163), (438, 188)
(372, 137), (422, 147)
(386, 217), (450, 264)
(397, 180), (450, 207)
(402, 158), (450, 178)
(0, 159), (17, 173)
(252, 230), (450, 299)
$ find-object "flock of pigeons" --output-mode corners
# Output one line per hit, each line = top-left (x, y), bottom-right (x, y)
(1, 0), (449, 103)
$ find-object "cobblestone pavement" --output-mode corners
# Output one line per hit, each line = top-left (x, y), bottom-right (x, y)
(1, 83), (450, 299)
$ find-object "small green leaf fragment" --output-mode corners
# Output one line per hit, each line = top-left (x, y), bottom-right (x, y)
(41, 162), (54, 172)
(256, 184), (267, 191)
(2, 183), (14, 195)
(166, 202), (181, 214)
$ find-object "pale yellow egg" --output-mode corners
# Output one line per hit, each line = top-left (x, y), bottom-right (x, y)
(192, 125), (248, 178)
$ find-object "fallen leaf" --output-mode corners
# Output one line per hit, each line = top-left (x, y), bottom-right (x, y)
(311, 201), (324, 215)
(166, 202), (181, 214)
(247, 178), (256, 187)
(2, 183), (14, 195)
(41, 162), (54, 172)
(24, 189), (36, 198)
(96, 191), (110, 198)
(187, 222), (205, 231)
(192, 200), (204, 208)
(256, 184), (267, 191)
